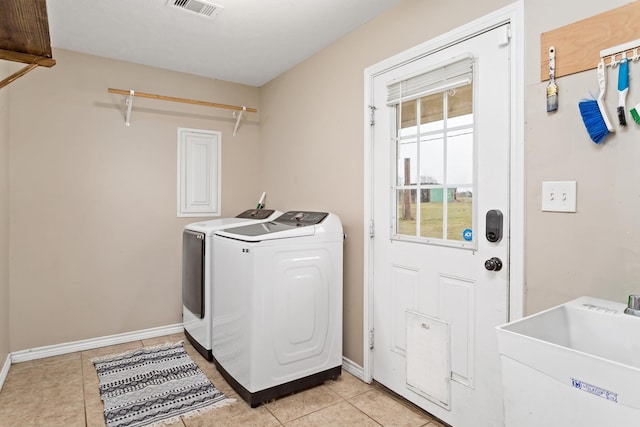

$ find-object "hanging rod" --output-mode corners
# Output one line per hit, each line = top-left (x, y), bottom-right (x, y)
(108, 88), (256, 133)
(108, 88), (257, 112)
(600, 39), (640, 67)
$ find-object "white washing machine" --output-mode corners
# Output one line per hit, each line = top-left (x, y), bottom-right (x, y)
(182, 209), (281, 360)
(212, 211), (343, 407)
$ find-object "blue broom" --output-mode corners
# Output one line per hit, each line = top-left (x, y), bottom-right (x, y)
(579, 60), (615, 144)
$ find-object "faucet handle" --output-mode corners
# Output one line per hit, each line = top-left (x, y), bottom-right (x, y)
(629, 295), (640, 310)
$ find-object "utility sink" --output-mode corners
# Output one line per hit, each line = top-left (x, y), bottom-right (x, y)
(496, 296), (640, 426)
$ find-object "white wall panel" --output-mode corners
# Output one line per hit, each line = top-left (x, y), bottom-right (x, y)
(177, 128), (221, 217)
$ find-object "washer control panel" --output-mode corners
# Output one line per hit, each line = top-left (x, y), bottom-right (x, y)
(235, 209), (275, 219)
(276, 211), (328, 226)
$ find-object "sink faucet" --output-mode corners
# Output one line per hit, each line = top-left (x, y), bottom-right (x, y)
(624, 295), (640, 317)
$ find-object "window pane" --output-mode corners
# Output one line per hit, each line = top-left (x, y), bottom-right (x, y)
(446, 127), (473, 184)
(398, 139), (418, 185)
(419, 189), (443, 239)
(447, 187), (473, 241)
(397, 189), (417, 236)
(419, 135), (443, 185)
(448, 83), (472, 119)
(420, 92), (444, 125)
(400, 100), (417, 130)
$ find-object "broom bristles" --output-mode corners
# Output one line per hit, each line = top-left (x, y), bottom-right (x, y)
(579, 98), (610, 144)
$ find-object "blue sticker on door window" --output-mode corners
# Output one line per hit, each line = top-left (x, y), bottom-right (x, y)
(463, 228), (473, 241)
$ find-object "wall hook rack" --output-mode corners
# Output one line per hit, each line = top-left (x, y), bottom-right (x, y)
(600, 38), (640, 68)
(108, 88), (257, 134)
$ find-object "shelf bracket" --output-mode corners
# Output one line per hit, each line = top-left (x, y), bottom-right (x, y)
(233, 106), (246, 136)
(0, 63), (39, 90)
(125, 90), (134, 126)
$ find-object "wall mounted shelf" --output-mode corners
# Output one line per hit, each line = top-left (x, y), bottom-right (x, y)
(0, 0), (56, 89)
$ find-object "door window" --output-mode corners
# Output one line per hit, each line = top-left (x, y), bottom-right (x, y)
(388, 57), (475, 247)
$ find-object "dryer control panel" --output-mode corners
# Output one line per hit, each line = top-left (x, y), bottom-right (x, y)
(276, 211), (328, 227)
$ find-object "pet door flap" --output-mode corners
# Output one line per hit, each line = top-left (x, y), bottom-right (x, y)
(406, 310), (451, 409)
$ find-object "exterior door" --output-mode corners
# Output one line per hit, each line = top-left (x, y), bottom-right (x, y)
(370, 24), (510, 427)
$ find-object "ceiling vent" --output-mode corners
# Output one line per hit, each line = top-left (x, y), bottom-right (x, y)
(168, 0), (224, 18)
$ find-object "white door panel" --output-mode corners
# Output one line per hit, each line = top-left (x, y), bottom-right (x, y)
(371, 25), (510, 427)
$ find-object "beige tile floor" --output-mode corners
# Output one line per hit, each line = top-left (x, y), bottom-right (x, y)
(0, 333), (447, 427)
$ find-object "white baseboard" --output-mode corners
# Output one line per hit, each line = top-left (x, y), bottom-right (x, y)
(10, 323), (184, 364)
(342, 356), (367, 382)
(0, 353), (10, 392)
(6, 325), (364, 391)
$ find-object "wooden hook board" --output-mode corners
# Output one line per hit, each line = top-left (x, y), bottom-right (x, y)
(540, 1), (640, 81)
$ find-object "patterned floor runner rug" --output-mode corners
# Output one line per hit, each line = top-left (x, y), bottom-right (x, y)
(92, 342), (233, 427)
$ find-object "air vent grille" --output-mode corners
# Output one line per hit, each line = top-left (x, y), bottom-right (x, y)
(169, 0), (224, 18)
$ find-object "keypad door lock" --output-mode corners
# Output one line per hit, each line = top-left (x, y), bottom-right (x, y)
(485, 257), (503, 271)
(486, 210), (503, 243)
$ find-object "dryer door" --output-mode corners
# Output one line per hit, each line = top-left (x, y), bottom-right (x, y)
(182, 230), (205, 318)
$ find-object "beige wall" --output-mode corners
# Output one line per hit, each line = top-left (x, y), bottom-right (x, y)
(524, 0), (638, 313)
(260, 0), (510, 365)
(8, 49), (262, 351)
(0, 61), (10, 366)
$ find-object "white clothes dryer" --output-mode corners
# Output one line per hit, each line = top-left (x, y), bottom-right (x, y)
(212, 211), (343, 407)
(182, 209), (281, 360)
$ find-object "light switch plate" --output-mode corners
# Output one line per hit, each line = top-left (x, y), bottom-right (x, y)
(541, 181), (577, 212)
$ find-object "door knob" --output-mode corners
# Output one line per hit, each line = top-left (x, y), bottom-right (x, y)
(484, 257), (503, 271)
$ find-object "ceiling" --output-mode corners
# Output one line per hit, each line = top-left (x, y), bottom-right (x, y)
(45, 0), (403, 87)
